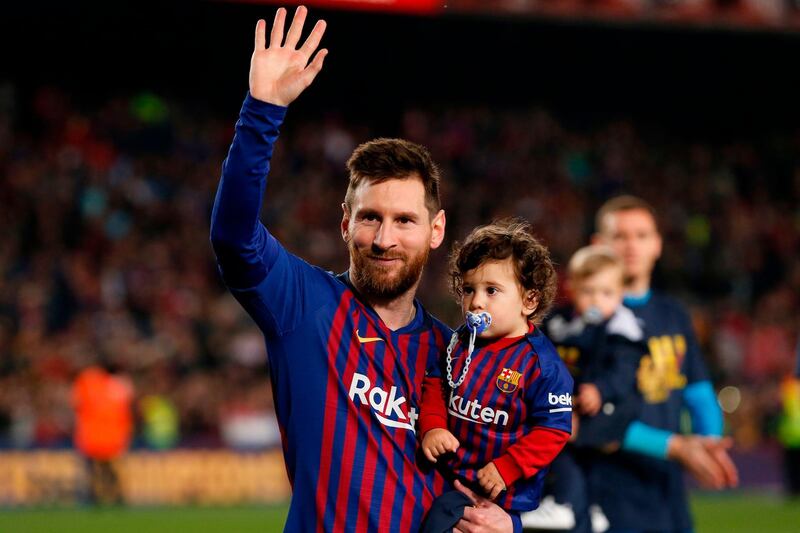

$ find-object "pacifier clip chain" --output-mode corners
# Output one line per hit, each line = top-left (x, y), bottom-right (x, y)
(445, 311), (492, 389)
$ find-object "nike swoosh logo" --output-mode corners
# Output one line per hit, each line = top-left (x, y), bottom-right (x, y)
(356, 330), (384, 344)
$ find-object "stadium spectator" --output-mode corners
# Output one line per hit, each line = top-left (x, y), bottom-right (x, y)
(72, 363), (134, 504)
(778, 338), (800, 496)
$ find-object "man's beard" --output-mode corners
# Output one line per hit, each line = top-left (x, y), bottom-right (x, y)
(348, 241), (429, 301)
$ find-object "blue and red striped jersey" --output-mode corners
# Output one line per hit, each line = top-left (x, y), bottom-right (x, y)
(210, 94), (451, 532)
(422, 327), (573, 512)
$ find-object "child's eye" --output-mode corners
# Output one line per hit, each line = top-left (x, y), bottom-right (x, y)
(487, 287), (498, 295)
(462, 287), (474, 294)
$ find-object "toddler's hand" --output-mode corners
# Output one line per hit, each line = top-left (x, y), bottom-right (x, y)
(569, 412), (580, 442)
(476, 462), (506, 500)
(578, 383), (602, 416)
(421, 428), (460, 463)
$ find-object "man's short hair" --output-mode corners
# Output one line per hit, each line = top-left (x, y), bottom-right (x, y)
(448, 218), (557, 324)
(595, 195), (658, 234)
(567, 245), (624, 284)
(345, 138), (441, 216)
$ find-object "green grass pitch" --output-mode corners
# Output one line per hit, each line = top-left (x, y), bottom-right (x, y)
(1, 493), (799, 532)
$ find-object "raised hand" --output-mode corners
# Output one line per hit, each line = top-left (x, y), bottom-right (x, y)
(249, 6), (328, 106)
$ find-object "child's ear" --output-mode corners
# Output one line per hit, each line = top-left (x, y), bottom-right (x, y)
(523, 290), (539, 316)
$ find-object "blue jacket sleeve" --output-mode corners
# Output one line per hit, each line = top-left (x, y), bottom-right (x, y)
(622, 381), (723, 459)
(210, 93), (288, 289)
(678, 305), (711, 385)
(621, 420), (672, 459)
(684, 380), (723, 437)
(592, 335), (644, 405)
(620, 299), (722, 459)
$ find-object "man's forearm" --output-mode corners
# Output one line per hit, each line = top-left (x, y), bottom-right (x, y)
(621, 420), (672, 459)
(210, 93), (287, 287)
(684, 380), (723, 437)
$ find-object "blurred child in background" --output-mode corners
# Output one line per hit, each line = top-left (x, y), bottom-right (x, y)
(523, 245), (645, 532)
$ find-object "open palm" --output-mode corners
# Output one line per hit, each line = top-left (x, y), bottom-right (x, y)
(250, 6), (328, 107)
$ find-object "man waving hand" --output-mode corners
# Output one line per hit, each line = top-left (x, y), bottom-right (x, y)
(211, 6), (516, 532)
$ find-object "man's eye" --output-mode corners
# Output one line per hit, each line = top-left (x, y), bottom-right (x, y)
(398, 217), (411, 224)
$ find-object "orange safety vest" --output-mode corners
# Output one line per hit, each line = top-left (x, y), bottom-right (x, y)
(72, 367), (134, 460)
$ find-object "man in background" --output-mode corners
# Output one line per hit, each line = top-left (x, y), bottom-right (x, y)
(589, 195), (738, 532)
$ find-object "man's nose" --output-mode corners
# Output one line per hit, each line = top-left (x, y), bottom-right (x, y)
(373, 222), (397, 250)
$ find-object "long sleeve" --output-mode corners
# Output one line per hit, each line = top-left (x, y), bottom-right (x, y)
(621, 420), (672, 459)
(592, 336), (645, 404)
(492, 426), (570, 486)
(591, 307), (646, 404)
(684, 380), (723, 437)
(210, 93), (288, 289)
(419, 376), (449, 436)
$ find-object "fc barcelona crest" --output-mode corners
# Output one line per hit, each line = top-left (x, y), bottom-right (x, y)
(496, 368), (522, 393)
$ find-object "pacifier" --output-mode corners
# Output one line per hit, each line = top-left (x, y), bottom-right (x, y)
(465, 311), (492, 334)
(582, 306), (604, 325)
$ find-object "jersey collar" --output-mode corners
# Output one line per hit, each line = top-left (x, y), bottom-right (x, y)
(623, 289), (652, 308)
(337, 271), (427, 334)
(472, 322), (535, 352)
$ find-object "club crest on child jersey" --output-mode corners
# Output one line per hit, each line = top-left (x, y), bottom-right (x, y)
(496, 367), (523, 393)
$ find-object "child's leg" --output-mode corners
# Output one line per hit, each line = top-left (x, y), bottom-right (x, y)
(550, 447), (592, 533)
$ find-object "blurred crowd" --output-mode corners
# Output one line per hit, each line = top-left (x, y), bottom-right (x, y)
(0, 84), (797, 455)
(451, 0), (800, 29)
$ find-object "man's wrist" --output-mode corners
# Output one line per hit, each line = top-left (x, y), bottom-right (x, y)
(244, 91), (289, 114)
(667, 434), (691, 463)
(622, 421), (673, 459)
(666, 434), (680, 459)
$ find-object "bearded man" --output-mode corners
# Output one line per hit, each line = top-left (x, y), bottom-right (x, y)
(210, 6), (517, 532)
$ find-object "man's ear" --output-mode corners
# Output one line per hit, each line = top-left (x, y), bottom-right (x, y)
(654, 232), (663, 261)
(429, 209), (446, 250)
(341, 203), (351, 242)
